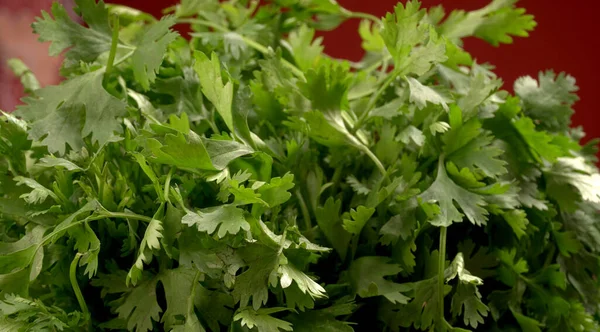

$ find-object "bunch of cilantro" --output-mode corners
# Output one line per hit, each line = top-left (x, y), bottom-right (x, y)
(1, 0), (600, 330)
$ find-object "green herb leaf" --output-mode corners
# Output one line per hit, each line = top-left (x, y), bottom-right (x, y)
(349, 256), (411, 304)
(419, 159), (488, 226)
(16, 71), (127, 154)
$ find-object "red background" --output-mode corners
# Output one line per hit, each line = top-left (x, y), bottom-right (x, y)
(108, 0), (599, 142)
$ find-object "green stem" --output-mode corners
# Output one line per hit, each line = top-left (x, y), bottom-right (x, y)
(98, 211), (154, 223)
(180, 19), (306, 80)
(179, 18), (228, 33)
(46, 188), (62, 205)
(295, 190), (312, 232)
(278, 228), (288, 255)
(341, 8), (382, 24)
(353, 69), (401, 131)
(53, 185), (75, 210)
(438, 226), (448, 328)
(42, 211), (153, 249)
(330, 166), (343, 195)
(70, 253), (89, 318)
(543, 245), (556, 268)
(164, 167), (174, 203)
(187, 271), (201, 319)
(443, 319), (453, 331)
(358, 144), (388, 181)
(105, 14), (120, 76)
(366, 70), (399, 113)
(247, 0), (260, 15)
(208, 108), (220, 134)
(362, 54), (392, 74)
(112, 50), (134, 67)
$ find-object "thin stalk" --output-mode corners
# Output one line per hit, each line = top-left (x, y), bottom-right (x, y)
(329, 166), (343, 195)
(207, 120), (220, 135)
(53, 186), (75, 211)
(247, 0), (260, 15)
(350, 12), (381, 23)
(353, 69), (401, 131)
(70, 253), (89, 318)
(37, 301), (52, 316)
(341, 8), (382, 24)
(438, 226), (448, 327)
(99, 211), (154, 223)
(164, 167), (174, 203)
(187, 271), (202, 321)
(105, 14), (120, 76)
(278, 228), (288, 255)
(543, 245), (556, 268)
(44, 186), (62, 205)
(52, 172), (74, 209)
(207, 108), (221, 135)
(358, 144), (388, 181)
(362, 54), (392, 74)
(96, 174), (105, 207)
(180, 18), (306, 80)
(366, 70), (400, 114)
(112, 50), (134, 67)
(141, 112), (162, 126)
(44, 211), (153, 249)
(179, 18), (228, 33)
(295, 190), (312, 232)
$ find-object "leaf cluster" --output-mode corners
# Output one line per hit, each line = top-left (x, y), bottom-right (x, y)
(1, 0), (599, 331)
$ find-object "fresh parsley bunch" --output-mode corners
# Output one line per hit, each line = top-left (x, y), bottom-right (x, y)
(1, 0), (599, 331)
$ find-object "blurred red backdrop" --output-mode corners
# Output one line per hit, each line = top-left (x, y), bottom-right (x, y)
(1, 0), (598, 143)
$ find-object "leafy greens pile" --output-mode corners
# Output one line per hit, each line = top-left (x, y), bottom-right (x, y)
(2, 0), (600, 331)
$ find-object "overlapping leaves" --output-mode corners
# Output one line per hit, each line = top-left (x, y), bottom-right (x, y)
(1, 0), (598, 331)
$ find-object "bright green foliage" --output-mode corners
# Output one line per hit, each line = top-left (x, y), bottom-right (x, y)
(419, 158), (489, 227)
(406, 77), (451, 111)
(183, 204), (250, 238)
(116, 277), (162, 331)
(16, 71), (127, 154)
(515, 71), (579, 132)
(234, 307), (293, 332)
(288, 25), (324, 72)
(131, 17), (179, 90)
(127, 215), (163, 286)
(381, 2), (447, 76)
(315, 198), (351, 259)
(1, 0), (598, 331)
(194, 51), (234, 131)
(349, 256), (411, 304)
(438, 0), (537, 46)
(446, 253), (489, 329)
(33, 0), (113, 62)
(0, 294), (87, 331)
(342, 206), (375, 235)
(286, 303), (355, 332)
